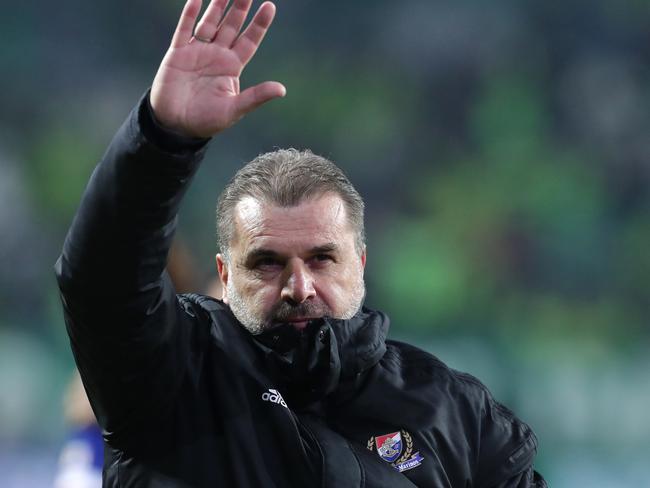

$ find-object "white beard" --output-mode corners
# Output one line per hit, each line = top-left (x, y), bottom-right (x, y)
(226, 279), (267, 335)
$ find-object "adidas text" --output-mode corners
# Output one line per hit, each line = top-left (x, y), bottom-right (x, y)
(262, 389), (288, 408)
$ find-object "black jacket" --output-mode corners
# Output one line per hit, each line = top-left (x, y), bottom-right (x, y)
(55, 95), (547, 487)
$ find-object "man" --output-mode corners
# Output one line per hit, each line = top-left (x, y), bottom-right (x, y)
(56, 0), (547, 486)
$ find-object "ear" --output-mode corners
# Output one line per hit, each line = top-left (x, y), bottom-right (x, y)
(360, 247), (367, 273)
(216, 254), (229, 304)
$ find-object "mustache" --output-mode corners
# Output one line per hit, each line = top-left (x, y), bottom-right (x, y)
(267, 300), (332, 323)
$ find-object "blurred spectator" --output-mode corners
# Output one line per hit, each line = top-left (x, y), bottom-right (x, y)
(167, 239), (201, 294)
(205, 276), (222, 300)
(53, 371), (102, 488)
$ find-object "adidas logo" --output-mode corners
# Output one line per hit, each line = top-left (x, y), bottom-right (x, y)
(261, 389), (288, 408)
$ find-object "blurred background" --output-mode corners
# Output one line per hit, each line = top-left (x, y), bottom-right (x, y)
(1, 0), (649, 486)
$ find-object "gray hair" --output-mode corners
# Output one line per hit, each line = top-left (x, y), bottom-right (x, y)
(216, 148), (365, 259)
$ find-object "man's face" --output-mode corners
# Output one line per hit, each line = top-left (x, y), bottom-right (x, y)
(216, 193), (366, 334)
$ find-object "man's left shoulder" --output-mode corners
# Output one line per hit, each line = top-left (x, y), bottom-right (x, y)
(383, 339), (510, 409)
(381, 339), (540, 482)
(381, 339), (493, 400)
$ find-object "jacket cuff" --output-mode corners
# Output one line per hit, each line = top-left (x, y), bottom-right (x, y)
(139, 90), (210, 155)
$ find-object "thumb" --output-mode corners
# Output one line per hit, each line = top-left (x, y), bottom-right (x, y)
(233, 81), (286, 119)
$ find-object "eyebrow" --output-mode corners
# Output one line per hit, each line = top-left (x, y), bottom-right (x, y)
(243, 248), (282, 264)
(243, 242), (340, 263)
(310, 243), (339, 254)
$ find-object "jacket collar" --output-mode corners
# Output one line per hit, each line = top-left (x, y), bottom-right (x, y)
(252, 307), (390, 407)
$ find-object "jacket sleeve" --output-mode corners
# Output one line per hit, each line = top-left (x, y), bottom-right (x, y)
(491, 467), (547, 488)
(476, 397), (548, 488)
(454, 371), (547, 488)
(54, 93), (209, 443)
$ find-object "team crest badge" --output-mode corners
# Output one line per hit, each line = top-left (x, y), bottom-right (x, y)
(367, 430), (424, 472)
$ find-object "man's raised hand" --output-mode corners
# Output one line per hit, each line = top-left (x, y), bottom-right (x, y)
(150, 0), (285, 138)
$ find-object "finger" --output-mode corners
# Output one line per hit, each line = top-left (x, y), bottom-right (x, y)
(232, 2), (276, 66)
(214, 0), (253, 48)
(193, 0), (228, 42)
(233, 81), (286, 119)
(171, 0), (204, 47)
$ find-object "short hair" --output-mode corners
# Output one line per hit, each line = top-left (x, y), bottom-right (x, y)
(216, 148), (365, 258)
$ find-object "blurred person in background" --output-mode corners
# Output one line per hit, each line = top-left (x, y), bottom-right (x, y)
(55, 0), (545, 486)
(53, 371), (102, 488)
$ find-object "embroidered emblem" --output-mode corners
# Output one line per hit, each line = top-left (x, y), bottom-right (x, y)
(367, 430), (424, 472)
(374, 432), (403, 463)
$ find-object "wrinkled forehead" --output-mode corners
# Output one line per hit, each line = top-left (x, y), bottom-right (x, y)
(230, 193), (354, 255)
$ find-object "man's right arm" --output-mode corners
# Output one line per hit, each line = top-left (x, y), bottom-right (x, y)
(55, 0), (285, 439)
(54, 95), (208, 439)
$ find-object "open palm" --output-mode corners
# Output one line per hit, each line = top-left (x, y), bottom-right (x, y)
(151, 0), (285, 138)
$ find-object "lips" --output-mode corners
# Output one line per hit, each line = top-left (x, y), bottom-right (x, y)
(283, 318), (315, 329)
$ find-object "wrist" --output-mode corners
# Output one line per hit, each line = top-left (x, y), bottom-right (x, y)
(142, 91), (210, 153)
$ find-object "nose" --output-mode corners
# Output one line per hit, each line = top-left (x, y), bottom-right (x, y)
(281, 260), (316, 305)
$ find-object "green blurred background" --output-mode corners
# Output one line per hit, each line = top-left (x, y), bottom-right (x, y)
(1, 0), (649, 486)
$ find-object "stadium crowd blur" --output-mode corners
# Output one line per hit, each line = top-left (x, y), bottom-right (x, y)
(0, 1), (649, 486)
